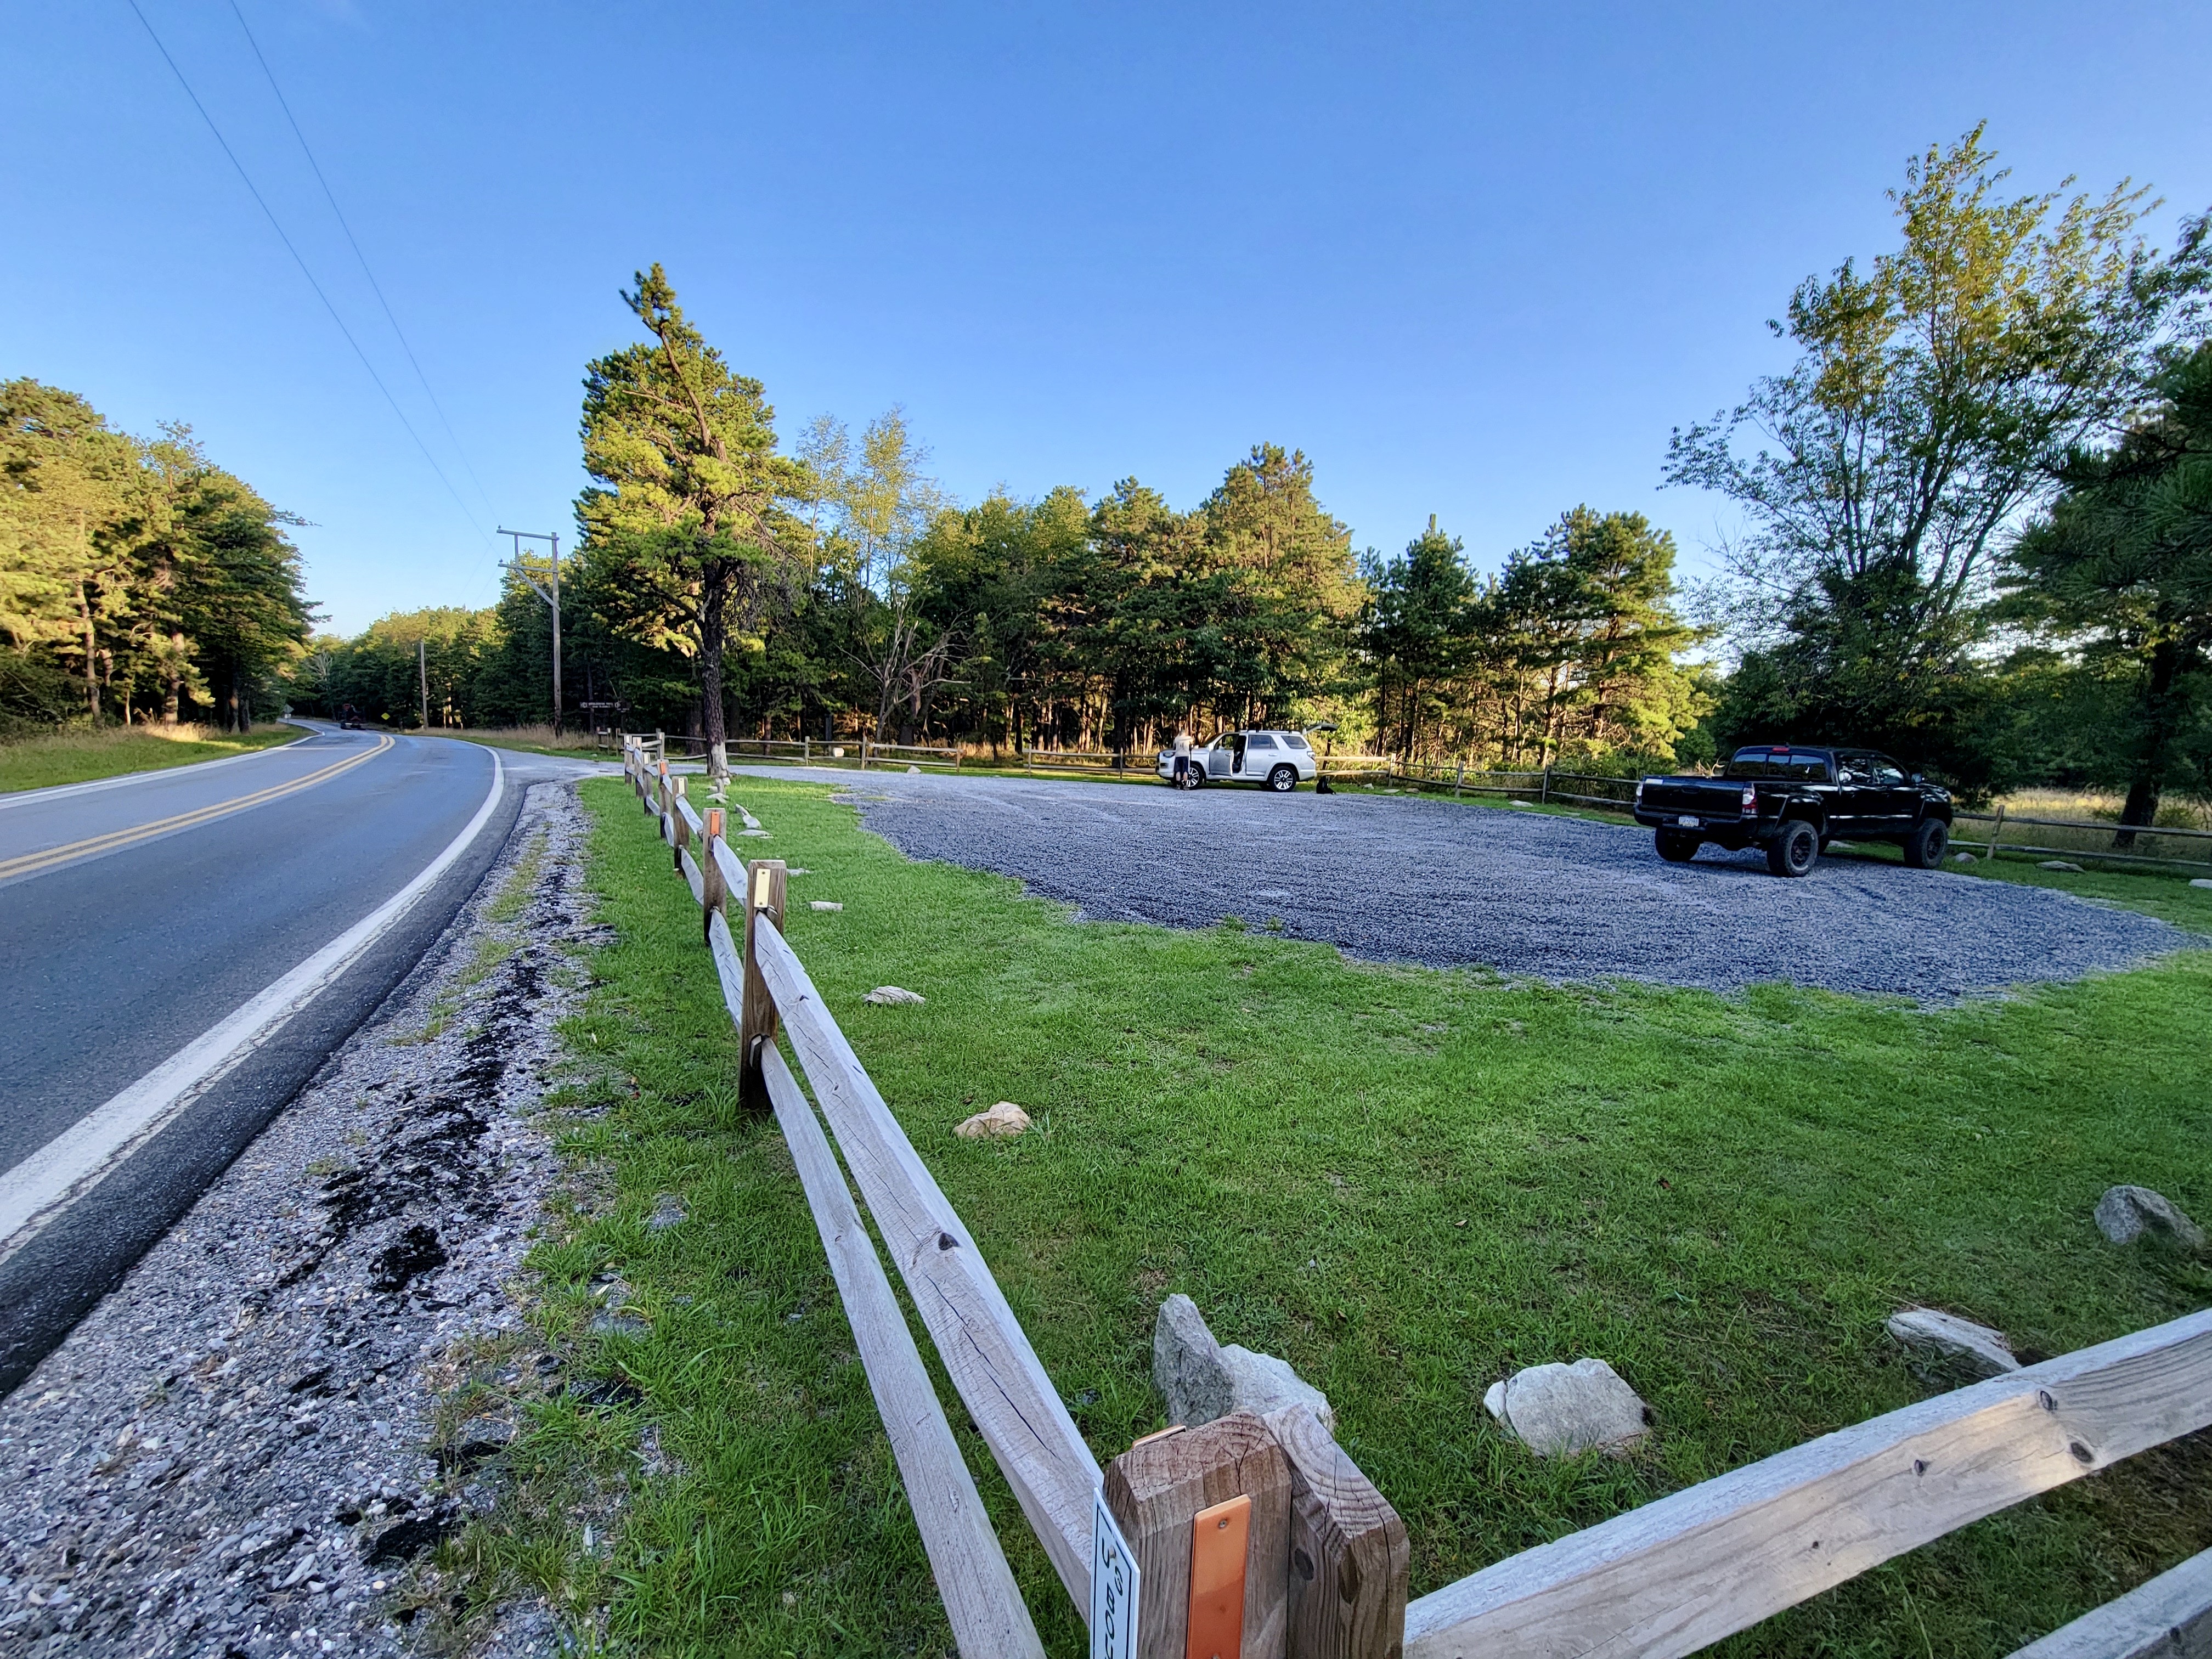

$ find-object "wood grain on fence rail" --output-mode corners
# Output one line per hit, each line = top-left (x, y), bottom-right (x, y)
(748, 915), (1105, 1613)
(756, 1041), (1048, 1659)
(1403, 1308), (2212, 1659)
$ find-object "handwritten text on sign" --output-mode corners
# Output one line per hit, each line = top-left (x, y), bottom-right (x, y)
(1090, 1488), (1141, 1659)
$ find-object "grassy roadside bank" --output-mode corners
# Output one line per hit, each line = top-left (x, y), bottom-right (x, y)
(0, 722), (302, 793)
(477, 775), (2212, 1656)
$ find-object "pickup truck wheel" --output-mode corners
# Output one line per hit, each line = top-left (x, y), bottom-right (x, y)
(1903, 817), (1950, 868)
(1767, 819), (1820, 878)
(1655, 829), (1700, 862)
(1266, 764), (1298, 793)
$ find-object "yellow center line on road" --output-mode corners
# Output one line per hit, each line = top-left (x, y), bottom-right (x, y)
(0, 735), (395, 884)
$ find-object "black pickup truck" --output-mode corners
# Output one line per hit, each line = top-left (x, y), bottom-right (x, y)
(1633, 746), (1954, 877)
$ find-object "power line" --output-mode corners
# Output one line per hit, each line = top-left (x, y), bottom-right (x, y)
(223, 0), (500, 527)
(123, 0), (497, 563)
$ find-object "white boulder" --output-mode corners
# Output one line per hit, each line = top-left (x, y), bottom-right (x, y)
(1483, 1358), (1650, 1457)
(2038, 860), (2084, 872)
(864, 986), (926, 1006)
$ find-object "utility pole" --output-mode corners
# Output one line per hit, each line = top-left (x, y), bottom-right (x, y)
(500, 529), (563, 736)
(417, 637), (429, 730)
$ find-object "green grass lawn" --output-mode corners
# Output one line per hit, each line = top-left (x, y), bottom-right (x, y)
(458, 776), (2212, 1657)
(0, 722), (303, 793)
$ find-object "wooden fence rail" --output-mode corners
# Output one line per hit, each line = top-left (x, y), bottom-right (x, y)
(619, 736), (2212, 1658)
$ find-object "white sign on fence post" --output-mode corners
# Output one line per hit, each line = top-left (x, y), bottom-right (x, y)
(1090, 1487), (1141, 1659)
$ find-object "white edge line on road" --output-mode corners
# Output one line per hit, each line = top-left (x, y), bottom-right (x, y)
(0, 744), (506, 1265)
(0, 721), (320, 812)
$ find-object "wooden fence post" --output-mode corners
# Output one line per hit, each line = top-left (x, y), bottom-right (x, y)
(1103, 1413), (1293, 1659)
(1988, 802), (2006, 861)
(672, 776), (691, 869)
(1453, 760), (1464, 799)
(1262, 1406), (1408, 1659)
(1541, 768), (1550, 805)
(701, 809), (729, 943)
(740, 857), (788, 1108)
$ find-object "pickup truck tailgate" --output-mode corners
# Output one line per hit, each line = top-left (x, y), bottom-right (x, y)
(1641, 779), (1751, 823)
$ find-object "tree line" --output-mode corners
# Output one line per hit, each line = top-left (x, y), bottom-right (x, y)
(1, 381), (312, 733)
(296, 264), (1713, 775)
(46, 125), (2205, 828)
(1674, 126), (2211, 823)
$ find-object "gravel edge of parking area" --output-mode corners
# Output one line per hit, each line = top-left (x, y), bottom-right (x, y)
(757, 768), (2207, 1001)
(0, 781), (600, 1659)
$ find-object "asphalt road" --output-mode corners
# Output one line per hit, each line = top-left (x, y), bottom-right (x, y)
(742, 766), (2200, 998)
(0, 725), (608, 1394)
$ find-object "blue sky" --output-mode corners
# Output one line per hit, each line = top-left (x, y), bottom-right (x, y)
(7, 3), (2210, 635)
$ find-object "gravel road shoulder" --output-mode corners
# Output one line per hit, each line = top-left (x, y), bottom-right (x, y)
(0, 781), (600, 1659)
(734, 767), (2202, 999)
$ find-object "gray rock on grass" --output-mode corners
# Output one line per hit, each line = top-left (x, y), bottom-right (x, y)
(2095, 1185), (2206, 1250)
(810, 900), (843, 912)
(1885, 1307), (2019, 1378)
(1483, 1358), (1651, 1456)
(646, 1194), (686, 1232)
(2038, 860), (2084, 872)
(1153, 1294), (1334, 1432)
(865, 985), (926, 1006)
(2191, 878), (2212, 891)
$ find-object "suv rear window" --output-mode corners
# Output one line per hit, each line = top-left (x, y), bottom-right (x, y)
(1283, 733), (1310, 749)
(1724, 748), (1832, 782)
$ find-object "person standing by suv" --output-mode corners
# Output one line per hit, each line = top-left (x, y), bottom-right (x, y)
(1172, 729), (1194, 788)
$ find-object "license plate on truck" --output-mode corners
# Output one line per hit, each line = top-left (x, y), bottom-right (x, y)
(1677, 815), (1699, 827)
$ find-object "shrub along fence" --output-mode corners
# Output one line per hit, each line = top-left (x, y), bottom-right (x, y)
(620, 736), (2212, 1658)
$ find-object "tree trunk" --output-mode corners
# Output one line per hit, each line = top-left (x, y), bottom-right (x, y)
(78, 582), (99, 722)
(699, 561), (729, 754)
(2113, 638), (2182, 850)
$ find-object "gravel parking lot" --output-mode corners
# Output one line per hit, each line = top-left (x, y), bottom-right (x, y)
(746, 768), (2199, 999)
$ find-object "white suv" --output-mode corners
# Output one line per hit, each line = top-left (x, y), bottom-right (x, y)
(1156, 730), (1319, 792)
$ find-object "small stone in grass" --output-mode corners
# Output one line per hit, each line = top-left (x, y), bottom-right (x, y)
(1483, 1358), (1651, 1457)
(954, 1101), (1031, 1139)
(1884, 1307), (2019, 1378)
(864, 986), (925, 1006)
(809, 900), (843, 912)
(1952, 851), (1977, 864)
(2191, 877), (2212, 890)
(2095, 1184), (2206, 1250)
(646, 1194), (686, 1232)
(2038, 860), (2083, 872)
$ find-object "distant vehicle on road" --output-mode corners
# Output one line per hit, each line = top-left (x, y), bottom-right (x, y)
(1633, 746), (1954, 877)
(1156, 730), (1318, 792)
(338, 703), (363, 730)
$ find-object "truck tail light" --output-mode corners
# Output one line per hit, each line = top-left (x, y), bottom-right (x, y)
(1741, 786), (1757, 815)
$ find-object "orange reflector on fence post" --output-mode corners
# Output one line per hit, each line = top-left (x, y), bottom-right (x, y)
(739, 858), (787, 1109)
(1186, 1493), (1250, 1659)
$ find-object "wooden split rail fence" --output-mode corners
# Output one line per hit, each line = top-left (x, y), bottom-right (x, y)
(619, 734), (2212, 1658)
